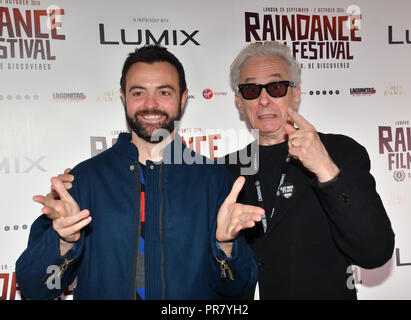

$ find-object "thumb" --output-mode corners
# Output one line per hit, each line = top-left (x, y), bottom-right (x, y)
(225, 176), (246, 204)
(51, 177), (73, 202)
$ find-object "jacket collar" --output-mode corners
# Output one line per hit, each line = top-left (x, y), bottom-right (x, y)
(113, 132), (188, 164)
(112, 132), (139, 160)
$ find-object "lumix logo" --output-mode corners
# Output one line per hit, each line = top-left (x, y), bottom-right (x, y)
(0, 156), (46, 174)
(99, 24), (200, 46)
(396, 248), (411, 267)
(388, 26), (411, 45)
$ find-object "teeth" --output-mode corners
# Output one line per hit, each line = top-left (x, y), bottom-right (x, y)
(143, 115), (162, 119)
(259, 114), (276, 119)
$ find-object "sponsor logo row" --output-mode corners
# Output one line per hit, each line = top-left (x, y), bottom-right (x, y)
(0, 85), (407, 102)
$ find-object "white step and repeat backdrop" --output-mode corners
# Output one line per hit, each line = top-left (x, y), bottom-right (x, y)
(0, 0), (410, 300)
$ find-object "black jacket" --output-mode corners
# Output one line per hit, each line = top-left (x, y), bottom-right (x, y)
(224, 133), (395, 299)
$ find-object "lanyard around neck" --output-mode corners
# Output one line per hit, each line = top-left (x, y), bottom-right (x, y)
(253, 153), (291, 233)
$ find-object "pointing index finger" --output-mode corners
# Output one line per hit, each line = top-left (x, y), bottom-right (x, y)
(287, 107), (313, 130)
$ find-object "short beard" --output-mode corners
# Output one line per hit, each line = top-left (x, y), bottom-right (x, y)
(125, 105), (182, 144)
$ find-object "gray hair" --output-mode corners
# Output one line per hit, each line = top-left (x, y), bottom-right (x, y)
(230, 41), (301, 91)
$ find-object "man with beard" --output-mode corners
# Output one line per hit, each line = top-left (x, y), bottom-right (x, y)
(16, 45), (263, 300)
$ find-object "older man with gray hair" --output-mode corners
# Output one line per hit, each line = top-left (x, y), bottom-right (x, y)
(224, 41), (395, 299)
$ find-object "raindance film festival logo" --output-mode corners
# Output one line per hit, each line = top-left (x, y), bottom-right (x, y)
(0, 266), (22, 300)
(378, 121), (411, 181)
(244, 5), (362, 70)
(0, 3), (66, 71)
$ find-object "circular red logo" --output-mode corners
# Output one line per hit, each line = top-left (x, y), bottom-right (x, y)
(202, 89), (213, 100)
(393, 170), (405, 182)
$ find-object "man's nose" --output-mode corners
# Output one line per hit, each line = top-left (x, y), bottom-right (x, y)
(144, 93), (158, 109)
(258, 87), (270, 107)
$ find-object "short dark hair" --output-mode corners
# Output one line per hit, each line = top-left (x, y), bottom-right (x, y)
(120, 45), (187, 96)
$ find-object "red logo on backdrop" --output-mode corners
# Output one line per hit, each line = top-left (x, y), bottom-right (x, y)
(0, 270), (74, 300)
(378, 121), (411, 181)
(0, 4), (66, 71)
(0, 272), (21, 300)
(393, 170), (406, 182)
(52, 92), (87, 102)
(350, 88), (376, 96)
(202, 89), (213, 100)
(243, 5), (363, 70)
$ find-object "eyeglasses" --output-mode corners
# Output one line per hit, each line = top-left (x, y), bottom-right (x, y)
(238, 81), (296, 100)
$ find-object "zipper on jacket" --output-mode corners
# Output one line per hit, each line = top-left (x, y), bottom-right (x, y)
(216, 258), (235, 280)
(43, 258), (73, 286)
(133, 161), (142, 300)
(159, 163), (166, 299)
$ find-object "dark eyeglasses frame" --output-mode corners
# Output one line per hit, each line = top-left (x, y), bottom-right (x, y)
(238, 80), (296, 100)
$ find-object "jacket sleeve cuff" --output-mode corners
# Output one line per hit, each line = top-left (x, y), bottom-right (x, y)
(316, 168), (341, 188)
(41, 228), (85, 289)
(215, 239), (238, 260)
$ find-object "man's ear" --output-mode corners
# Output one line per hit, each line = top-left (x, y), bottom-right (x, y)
(235, 92), (245, 115)
(120, 88), (126, 106)
(291, 86), (301, 112)
(180, 88), (189, 113)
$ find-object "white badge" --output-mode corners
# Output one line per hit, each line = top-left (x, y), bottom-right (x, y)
(279, 182), (295, 199)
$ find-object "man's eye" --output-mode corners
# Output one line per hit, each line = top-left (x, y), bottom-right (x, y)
(132, 91), (143, 97)
(160, 91), (171, 96)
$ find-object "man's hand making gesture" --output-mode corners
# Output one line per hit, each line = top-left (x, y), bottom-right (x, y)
(285, 108), (340, 183)
(216, 176), (265, 257)
(33, 173), (91, 256)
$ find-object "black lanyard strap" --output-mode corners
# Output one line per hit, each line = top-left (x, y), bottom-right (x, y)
(253, 153), (291, 233)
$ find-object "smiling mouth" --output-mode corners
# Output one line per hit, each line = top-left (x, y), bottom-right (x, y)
(139, 115), (166, 125)
(141, 114), (164, 120)
(136, 110), (168, 123)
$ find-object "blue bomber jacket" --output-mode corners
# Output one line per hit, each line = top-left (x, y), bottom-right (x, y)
(16, 133), (258, 299)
